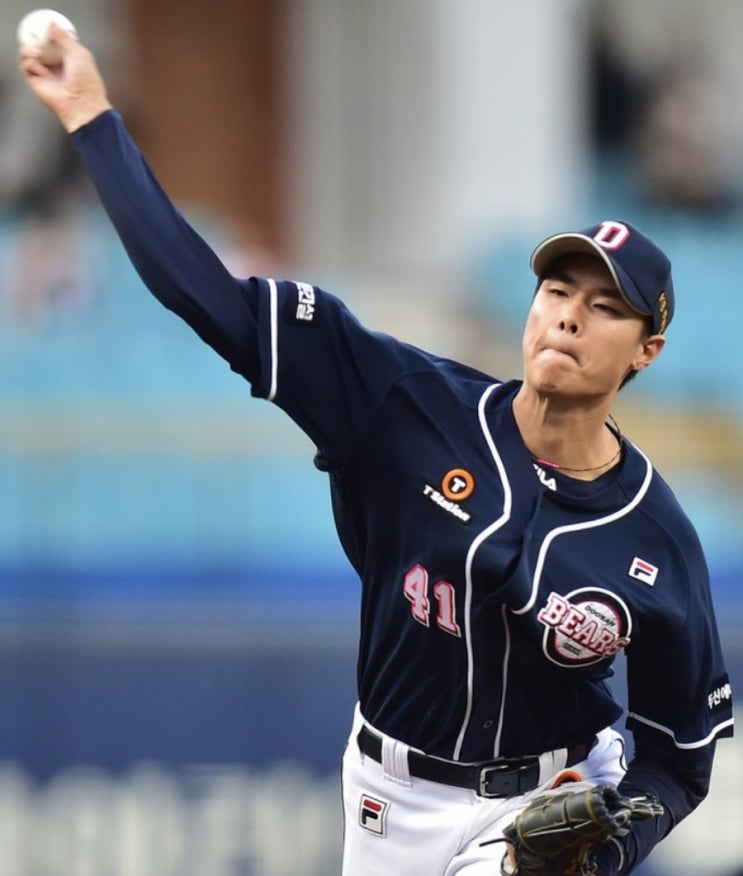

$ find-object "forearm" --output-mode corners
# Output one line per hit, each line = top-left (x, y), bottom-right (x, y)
(71, 110), (259, 377)
(598, 749), (711, 874)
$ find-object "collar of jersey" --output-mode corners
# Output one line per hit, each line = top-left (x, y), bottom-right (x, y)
(486, 381), (650, 513)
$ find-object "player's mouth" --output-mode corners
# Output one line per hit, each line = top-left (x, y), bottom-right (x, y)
(539, 344), (580, 364)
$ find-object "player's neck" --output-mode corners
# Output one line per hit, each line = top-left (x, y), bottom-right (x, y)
(512, 390), (621, 481)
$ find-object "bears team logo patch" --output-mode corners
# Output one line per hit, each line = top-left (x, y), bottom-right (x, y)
(359, 794), (389, 836)
(538, 587), (632, 666)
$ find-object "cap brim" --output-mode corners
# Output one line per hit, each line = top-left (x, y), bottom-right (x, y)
(530, 233), (649, 318)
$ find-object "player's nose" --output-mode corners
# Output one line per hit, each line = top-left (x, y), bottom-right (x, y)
(558, 317), (579, 334)
(557, 302), (581, 335)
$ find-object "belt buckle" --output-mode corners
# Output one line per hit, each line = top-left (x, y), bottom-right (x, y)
(478, 761), (533, 798)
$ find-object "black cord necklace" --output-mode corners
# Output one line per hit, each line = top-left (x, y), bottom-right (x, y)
(532, 415), (623, 474)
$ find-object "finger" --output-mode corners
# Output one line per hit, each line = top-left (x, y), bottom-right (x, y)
(18, 46), (45, 63)
(18, 55), (51, 78)
(48, 22), (79, 47)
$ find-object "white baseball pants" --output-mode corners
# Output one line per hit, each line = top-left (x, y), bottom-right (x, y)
(341, 704), (626, 876)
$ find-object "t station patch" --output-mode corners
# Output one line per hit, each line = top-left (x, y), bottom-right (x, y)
(359, 794), (389, 836)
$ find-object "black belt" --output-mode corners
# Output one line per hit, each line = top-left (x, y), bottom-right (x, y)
(357, 724), (593, 798)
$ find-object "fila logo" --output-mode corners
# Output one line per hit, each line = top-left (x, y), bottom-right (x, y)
(295, 282), (316, 321)
(628, 557), (658, 586)
(359, 794), (389, 836)
(533, 462), (557, 492)
(593, 221), (630, 250)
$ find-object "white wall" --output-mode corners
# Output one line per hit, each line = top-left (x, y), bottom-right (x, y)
(283, 0), (589, 276)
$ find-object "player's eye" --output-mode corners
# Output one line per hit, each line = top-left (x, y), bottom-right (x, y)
(593, 300), (621, 316)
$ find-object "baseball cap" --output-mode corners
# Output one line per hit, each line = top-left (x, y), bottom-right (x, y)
(530, 220), (674, 334)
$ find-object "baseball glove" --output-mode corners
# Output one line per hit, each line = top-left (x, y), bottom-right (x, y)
(501, 784), (663, 876)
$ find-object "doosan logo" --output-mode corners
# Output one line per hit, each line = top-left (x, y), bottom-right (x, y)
(593, 220), (631, 250)
(708, 682), (732, 711)
(538, 587), (632, 666)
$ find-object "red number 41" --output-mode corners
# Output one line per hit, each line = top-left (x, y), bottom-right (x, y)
(403, 564), (461, 637)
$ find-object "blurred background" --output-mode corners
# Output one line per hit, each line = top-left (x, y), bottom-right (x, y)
(0, 0), (741, 873)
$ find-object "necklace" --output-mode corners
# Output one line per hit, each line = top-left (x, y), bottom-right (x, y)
(532, 416), (623, 474)
(533, 443), (621, 473)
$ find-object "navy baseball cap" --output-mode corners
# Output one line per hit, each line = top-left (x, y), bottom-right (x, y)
(530, 220), (674, 334)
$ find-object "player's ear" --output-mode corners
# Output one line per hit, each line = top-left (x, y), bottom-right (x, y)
(632, 334), (665, 372)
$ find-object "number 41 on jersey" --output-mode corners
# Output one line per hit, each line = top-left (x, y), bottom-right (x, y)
(403, 564), (462, 637)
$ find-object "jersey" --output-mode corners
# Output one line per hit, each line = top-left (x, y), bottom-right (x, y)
(70, 110), (734, 871)
(247, 277), (732, 758)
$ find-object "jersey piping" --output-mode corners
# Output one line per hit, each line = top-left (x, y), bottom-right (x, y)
(627, 712), (735, 749)
(513, 444), (654, 616)
(494, 603), (513, 757)
(454, 382), (513, 759)
(266, 278), (279, 401)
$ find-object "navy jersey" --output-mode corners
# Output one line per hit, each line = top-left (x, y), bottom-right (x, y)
(248, 278), (732, 759)
(71, 111), (733, 866)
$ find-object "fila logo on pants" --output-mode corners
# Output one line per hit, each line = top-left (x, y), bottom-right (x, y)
(359, 794), (389, 836)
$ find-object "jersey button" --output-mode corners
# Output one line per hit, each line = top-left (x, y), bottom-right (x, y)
(483, 719), (494, 728)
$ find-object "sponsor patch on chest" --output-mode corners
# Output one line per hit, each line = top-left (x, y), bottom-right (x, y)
(421, 468), (476, 524)
(538, 587), (632, 666)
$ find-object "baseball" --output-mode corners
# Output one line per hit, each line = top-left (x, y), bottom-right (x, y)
(17, 9), (77, 65)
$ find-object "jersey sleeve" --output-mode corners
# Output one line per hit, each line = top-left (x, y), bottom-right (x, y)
(615, 513), (734, 872)
(623, 521), (733, 749)
(248, 277), (427, 462)
(70, 110), (261, 382)
(70, 111), (427, 462)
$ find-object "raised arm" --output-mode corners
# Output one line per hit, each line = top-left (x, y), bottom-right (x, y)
(18, 24), (260, 381)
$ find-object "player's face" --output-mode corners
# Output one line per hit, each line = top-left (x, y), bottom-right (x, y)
(521, 254), (664, 401)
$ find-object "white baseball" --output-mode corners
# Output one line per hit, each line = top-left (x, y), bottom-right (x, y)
(17, 9), (77, 65)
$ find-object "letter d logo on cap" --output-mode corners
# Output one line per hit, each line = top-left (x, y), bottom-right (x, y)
(593, 221), (631, 250)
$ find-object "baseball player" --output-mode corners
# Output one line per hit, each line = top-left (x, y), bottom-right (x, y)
(20, 28), (734, 876)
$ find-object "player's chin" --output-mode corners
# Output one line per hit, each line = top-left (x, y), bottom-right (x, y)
(526, 362), (580, 396)
(534, 375), (612, 407)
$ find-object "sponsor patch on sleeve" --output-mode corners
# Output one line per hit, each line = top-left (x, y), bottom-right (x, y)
(283, 281), (318, 325)
(707, 675), (733, 714)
